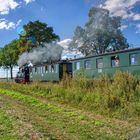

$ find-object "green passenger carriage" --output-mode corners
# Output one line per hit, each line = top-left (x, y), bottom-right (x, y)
(30, 61), (72, 81)
(71, 48), (140, 79)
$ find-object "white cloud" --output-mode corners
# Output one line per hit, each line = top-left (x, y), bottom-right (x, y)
(58, 39), (72, 50)
(133, 13), (140, 20)
(0, 0), (34, 30)
(137, 24), (140, 28)
(0, 0), (19, 15)
(120, 25), (128, 31)
(0, 19), (22, 30)
(16, 19), (22, 26)
(0, 0), (35, 15)
(136, 24), (140, 33)
(58, 39), (84, 59)
(102, 0), (140, 20)
(24, 0), (35, 4)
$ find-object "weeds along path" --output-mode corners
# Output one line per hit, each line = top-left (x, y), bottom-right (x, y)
(0, 86), (138, 140)
(0, 93), (72, 140)
(0, 84), (137, 130)
(0, 108), (21, 140)
(0, 94), (61, 140)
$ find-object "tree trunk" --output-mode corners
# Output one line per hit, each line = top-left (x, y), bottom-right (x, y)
(10, 66), (13, 79)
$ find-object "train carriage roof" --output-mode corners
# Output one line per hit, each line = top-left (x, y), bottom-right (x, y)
(30, 60), (71, 67)
(70, 47), (140, 61)
(20, 48), (140, 68)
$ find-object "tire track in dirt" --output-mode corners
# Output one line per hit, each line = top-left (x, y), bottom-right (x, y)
(7, 87), (138, 135)
(0, 88), (139, 140)
(0, 94), (70, 140)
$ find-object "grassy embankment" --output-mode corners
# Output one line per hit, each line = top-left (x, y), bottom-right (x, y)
(0, 71), (140, 139)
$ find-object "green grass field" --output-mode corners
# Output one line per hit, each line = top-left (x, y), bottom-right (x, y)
(0, 72), (140, 140)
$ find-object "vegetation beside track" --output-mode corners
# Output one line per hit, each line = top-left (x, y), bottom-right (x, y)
(0, 72), (140, 139)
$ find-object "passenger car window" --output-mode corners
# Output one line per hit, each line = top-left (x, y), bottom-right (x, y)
(41, 67), (44, 73)
(130, 54), (138, 65)
(45, 65), (48, 73)
(49, 65), (52, 72)
(32, 67), (34, 73)
(111, 56), (119, 67)
(42, 66), (45, 73)
(85, 60), (92, 69)
(37, 67), (41, 73)
(75, 62), (80, 70)
(35, 67), (37, 73)
(51, 64), (55, 73)
(96, 58), (103, 68)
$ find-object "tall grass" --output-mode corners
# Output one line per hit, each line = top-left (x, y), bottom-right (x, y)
(0, 71), (140, 120)
(57, 71), (140, 119)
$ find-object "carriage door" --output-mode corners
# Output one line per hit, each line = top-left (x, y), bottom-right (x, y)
(59, 63), (67, 79)
(59, 63), (72, 79)
(62, 63), (67, 78)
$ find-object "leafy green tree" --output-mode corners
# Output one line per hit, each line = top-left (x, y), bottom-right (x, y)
(20, 20), (60, 50)
(17, 38), (30, 53)
(0, 40), (20, 79)
(69, 7), (129, 56)
(0, 21), (60, 79)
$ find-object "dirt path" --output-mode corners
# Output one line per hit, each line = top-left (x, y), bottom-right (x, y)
(0, 88), (139, 140)
(0, 94), (58, 140)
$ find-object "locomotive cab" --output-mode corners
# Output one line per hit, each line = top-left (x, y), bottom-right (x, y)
(15, 66), (30, 84)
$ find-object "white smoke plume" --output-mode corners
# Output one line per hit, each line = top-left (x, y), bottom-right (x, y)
(18, 43), (63, 67)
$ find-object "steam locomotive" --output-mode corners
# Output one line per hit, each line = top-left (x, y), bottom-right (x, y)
(15, 47), (140, 83)
(15, 65), (30, 84)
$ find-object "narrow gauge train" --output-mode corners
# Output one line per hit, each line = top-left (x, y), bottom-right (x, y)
(15, 47), (140, 83)
(15, 60), (72, 83)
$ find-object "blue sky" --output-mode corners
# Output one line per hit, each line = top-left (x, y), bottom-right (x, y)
(0, 0), (140, 48)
